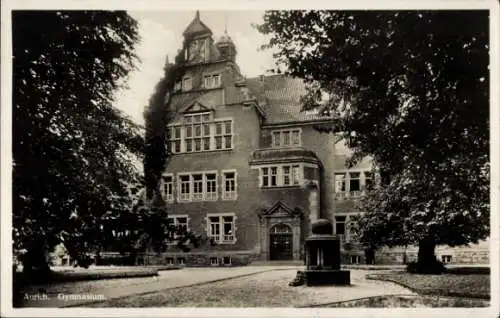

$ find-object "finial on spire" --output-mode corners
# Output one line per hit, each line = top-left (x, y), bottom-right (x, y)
(195, 10), (200, 21)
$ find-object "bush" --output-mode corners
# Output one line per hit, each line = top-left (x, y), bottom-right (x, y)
(406, 260), (446, 274)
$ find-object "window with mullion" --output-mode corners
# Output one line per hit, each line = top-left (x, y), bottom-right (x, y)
(282, 166), (291, 186)
(270, 167), (278, 186)
(205, 173), (217, 201)
(179, 175), (191, 201)
(163, 175), (174, 202)
(223, 172), (236, 200)
(349, 172), (361, 195)
(192, 174), (203, 200)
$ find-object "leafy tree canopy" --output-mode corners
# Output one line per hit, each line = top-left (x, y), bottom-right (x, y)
(13, 11), (144, 272)
(257, 11), (489, 260)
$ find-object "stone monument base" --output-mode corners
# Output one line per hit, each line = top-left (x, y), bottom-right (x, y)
(303, 269), (351, 286)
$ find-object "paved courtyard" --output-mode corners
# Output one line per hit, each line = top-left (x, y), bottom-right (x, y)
(19, 266), (415, 307)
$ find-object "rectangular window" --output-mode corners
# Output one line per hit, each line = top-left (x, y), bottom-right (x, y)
(349, 172), (361, 195)
(291, 130), (301, 145)
(175, 116), (233, 153)
(207, 215), (236, 243)
(166, 257), (174, 265)
(262, 167), (269, 187)
(208, 216), (221, 242)
(177, 257), (186, 265)
(170, 126), (182, 154)
(335, 173), (347, 199)
(441, 255), (452, 264)
(210, 257), (219, 266)
(222, 171), (236, 200)
(364, 171), (373, 190)
(223, 216), (234, 241)
(223, 120), (232, 149)
(205, 173), (217, 201)
(335, 216), (346, 236)
(182, 77), (192, 91)
(270, 167), (278, 186)
(179, 175), (191, 201)
(350, 255), (361, 264)
(282, 166), (291, 186)
(222, 256), (231, 266)
(204, 74), (221, 89)
(168, 215), (189, 241)
(272, 132), (281, 147)
(282, 131), (290, 146)
(192, 174), (203, 200)
(292, 165), (301, 185)
(260, 165), (302, 188)
(271, 129), (301, 148)
(163, 175), (174, 202)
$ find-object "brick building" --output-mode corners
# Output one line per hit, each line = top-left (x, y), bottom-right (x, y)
(135, 12), (488, 267)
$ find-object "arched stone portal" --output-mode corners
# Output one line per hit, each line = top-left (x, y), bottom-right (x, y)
(258, 201), (303, 261)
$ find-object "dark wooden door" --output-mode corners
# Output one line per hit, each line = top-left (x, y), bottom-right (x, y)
(269, 224), (293, 260)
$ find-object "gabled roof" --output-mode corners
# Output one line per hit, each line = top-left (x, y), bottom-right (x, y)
(183, 11), (213, 38)
(246, 75), (333, 125)
(179, 100), (214, 114)
(258, 200), (303, 218)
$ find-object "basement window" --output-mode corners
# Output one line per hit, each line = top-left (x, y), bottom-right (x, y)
(223, 257), (232, 266)
(350, 255), (361, 264)
(441, 255), (452, 264)
(210, 257), (219, 266)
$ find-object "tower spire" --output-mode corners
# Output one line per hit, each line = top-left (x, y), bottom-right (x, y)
(195, 10), (200, 21)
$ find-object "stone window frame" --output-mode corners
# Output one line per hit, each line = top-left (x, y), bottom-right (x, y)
(203, 72), (222, 89)
(334, 212), (363, 241)
(161, 173), (174, 202)
(222, 169), (238, 201)
(258, 163), (303, 188)
(210, 257), (219, 266)
(166, 214), (190, 245)
(182, 76), (192, 91)
(176, 170), (219, 202)
(271, 128), (302, 148)
(334, 169), (374, 200)
(350, 255), (361, 264)
(168, 115), (234, 153)
(205, 213), (238, 244)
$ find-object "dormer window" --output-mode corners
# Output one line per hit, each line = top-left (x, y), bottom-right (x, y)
(182, 77), (192, 91)
(204, 74), (221, 89)
(271, 129), (301, 148)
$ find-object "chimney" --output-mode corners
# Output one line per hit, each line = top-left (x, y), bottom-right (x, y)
(259, 74), (265, 82)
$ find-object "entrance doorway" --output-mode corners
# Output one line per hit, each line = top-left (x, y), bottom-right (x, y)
(269, 224), (293, 260)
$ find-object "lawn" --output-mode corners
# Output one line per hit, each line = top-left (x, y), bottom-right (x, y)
(366, 271), (490, 299)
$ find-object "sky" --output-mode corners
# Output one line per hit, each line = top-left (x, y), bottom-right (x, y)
(114, 10), (277, 126)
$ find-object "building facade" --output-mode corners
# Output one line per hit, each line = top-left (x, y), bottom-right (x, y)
(135, 12), (488, 267)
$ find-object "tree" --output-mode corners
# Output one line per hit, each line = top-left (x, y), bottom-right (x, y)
(12, 11), (144, 274)
(257, 11), (489, 272)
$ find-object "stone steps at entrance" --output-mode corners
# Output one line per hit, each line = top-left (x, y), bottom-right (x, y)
(249, 260), (304, 266)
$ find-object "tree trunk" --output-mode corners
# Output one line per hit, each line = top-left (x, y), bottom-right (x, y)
(21, 242), (52, 281)
(417, 238), (436, 266)
(416, 238), (444, 274)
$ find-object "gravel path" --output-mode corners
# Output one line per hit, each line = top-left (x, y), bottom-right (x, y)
(88, 269), (416, 307)
(19, 267), (415, 308)
(19, 266), (299, 307)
